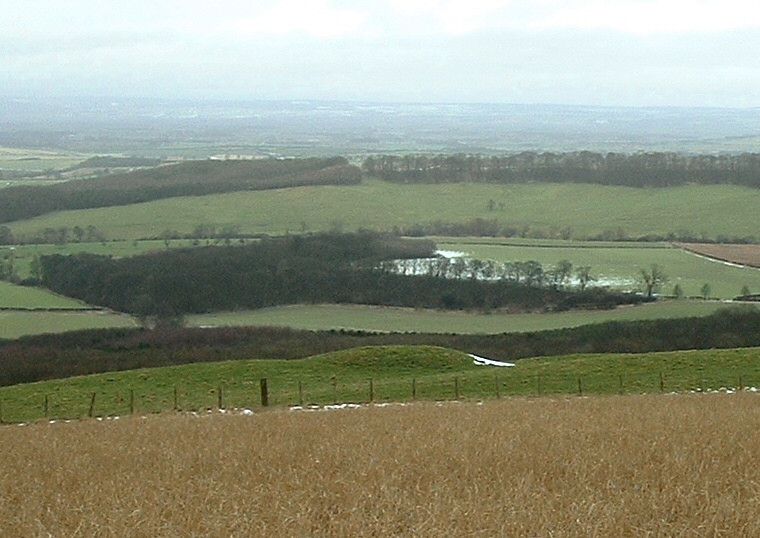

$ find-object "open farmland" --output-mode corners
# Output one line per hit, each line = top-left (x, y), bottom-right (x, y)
(0, 310), (137, 339)
(2, 394), (760, 537)
(2, 345), (760, 423)
(3, 240), (186, 279)
(187, 300), (725, 334)
(0, 146), (88, 177)
(6, 181), (760, 242)
(0, 280), (90, 309)
(440, 239), (760, 299)
(0, 281), (137, 338)
(678, 242), (760, 268)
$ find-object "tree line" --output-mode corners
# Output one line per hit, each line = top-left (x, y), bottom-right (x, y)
(1, 307), (757, 387)
(35, 232), (646, 319)
(362, 152), (760, 188)
(0, 157), (361, 224)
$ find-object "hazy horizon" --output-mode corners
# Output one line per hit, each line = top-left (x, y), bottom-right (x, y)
(4, 1), (760, 108)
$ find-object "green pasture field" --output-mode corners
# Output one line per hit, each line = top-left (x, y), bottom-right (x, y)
(186, 301), (727, 334)
(1, 345), (759, 423)
(6, 181), (760, 242)
(3, 236), (754, 337)
(3, 241), (187, 279)
(0, 147), (87, 175)
(0, 310), (138, 340)
(0, 281), (89, 310)
(440, 239), (760, 299)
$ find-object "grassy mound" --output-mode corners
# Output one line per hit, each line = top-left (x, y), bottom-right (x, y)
(308, 345), (475, 373)
(2, 345), (760, 423)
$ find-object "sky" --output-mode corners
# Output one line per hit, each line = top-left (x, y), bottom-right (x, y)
(3, 0), (760, 107)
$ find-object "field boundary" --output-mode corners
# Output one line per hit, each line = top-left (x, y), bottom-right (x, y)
(676, 242), (760, 269)
(0, 306), (106, 312)
(3, 365), (759, 425)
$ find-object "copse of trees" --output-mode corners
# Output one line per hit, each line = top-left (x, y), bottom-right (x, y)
(36, 231), (647, 319)
(363, 152), (760, 189)
(0, 157), (361, 224)
(38, 232), (437, 317)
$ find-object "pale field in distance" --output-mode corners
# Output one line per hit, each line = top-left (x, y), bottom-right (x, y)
(2, 394), (760, 537)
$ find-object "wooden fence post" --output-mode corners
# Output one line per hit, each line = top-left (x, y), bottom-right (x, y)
(174, 386), (179, 411)
(88, 392), (97, 418)
(455, 376), (460, 400)
(218, 386), (224, 410)
(298, 380), (304, 406)
(659, 372), (664, 393)
(412, 378), (417, 400)
(44, 395), (49, 418)
(130, 389), (135, 415)
(578, 377), (583, 396)
(537, 375), (542, 396)
(369, 379), (374, 403)
(0, 400), (4, 424)
(332, 376), (337, 404)
(739, 375), (744, 391)
(260, 378), (269, 407)
(618, 375), (624, 395)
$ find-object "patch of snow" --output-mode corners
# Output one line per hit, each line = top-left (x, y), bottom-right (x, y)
(469, 353), (515, 367)
(435, 250), (467, 259)
(323, 403), (362, 410)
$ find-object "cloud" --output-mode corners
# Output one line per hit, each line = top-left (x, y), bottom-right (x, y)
(2, 0), (760, 106)
(386, 0), (511, 34)
(533, 0), (760, 34)
(222, 0), (367, 38)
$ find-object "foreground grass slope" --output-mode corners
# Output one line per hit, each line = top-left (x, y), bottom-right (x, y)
(7, 181), (760, 241)
(2, 345), (759, 423)
(2, 394), (760, 536)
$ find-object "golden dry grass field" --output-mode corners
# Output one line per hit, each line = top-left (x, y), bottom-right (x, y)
(2, 394), (760, 537)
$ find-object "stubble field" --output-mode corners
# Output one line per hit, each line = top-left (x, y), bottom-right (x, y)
(678, 242), (760, 268)
(2, 394), (759, 537)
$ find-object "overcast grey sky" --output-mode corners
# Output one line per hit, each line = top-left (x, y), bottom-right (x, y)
(3, 0), (760, 107)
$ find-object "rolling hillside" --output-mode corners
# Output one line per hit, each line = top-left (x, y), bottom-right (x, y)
(5, 181), (760, 243)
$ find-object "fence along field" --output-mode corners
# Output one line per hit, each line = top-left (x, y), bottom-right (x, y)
(2, 394), (760, 537)
(2, 345), (760, 424)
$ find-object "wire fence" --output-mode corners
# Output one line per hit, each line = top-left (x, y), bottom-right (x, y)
(1, 370), (758, 424)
